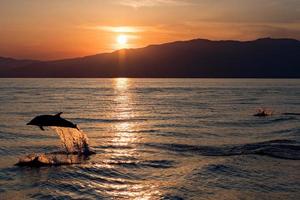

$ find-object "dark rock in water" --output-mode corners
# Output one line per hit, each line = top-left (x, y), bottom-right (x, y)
(254, 112), (269, 117)
(15, 151), (95, 167)
(254, 108), (273, 117)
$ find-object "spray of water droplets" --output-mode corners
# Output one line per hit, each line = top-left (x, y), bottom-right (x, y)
(52, 127), (90, 154)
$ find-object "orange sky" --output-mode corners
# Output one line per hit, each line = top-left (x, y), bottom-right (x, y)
(0, 0), (299, 60)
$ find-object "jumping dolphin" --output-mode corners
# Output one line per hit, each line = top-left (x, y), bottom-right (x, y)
(27, 112), (79, 131)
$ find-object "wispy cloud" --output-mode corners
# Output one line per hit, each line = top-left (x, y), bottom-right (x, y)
(91, 26), (146, 33)
(83, 24), (179, 35)
(117, 0), (195, 8)
(155, 21), (300, 40)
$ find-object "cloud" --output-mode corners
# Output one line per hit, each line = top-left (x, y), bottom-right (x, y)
(243, 23), (300, 39)
(82, 24), (173, 33)
(137, 21), (300, 41)
(116, 0), (195, 8)
(91, 26), (146, 33)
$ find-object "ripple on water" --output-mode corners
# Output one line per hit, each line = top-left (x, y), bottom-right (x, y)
(1, 79), (300, 199)
(144, 139), (300, 160)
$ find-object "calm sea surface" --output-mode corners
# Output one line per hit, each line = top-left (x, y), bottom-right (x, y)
(0, 79), (299, 200)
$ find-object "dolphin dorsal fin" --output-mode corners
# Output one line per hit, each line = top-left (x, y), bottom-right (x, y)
(55, 112), (63, 117)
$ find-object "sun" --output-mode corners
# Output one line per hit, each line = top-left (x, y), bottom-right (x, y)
(117, 35), (128, 45)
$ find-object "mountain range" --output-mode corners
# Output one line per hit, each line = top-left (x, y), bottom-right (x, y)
(1, 38), (299, 78)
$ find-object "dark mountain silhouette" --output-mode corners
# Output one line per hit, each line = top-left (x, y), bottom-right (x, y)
(0, 57), (38, 71)
(1, 38), (299, 78)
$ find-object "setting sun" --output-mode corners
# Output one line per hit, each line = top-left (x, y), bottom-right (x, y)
(117, 35), (128, 46)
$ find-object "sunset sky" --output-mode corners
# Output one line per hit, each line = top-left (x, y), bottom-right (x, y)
(1, 0), (299, 60)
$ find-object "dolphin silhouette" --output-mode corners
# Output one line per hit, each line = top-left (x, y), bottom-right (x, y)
(27, 112), (79, 131)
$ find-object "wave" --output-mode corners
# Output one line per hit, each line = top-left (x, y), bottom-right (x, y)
(268, 116), (297, 123)
(282, 112), (300, 116)
(0, 145), (59, 156)
(70, 118), (148, 124)
(262, 127), (300, 136)
(106, 159), (176, 169)
(207, 115), (298, 128)
(0, 130), (56, 140)
(145, 139), (300, 160)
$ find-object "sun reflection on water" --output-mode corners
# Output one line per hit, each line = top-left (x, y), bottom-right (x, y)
(88, 78), (162, 199)
(115, 78), (129, 91)
(103, 78), (162, 199)
(112, 78), (136, 145)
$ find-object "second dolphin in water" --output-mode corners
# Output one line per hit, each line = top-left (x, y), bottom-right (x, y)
(27, 112), (79, 131)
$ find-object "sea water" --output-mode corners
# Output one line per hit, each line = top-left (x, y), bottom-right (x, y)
(0, 78), (299, 199)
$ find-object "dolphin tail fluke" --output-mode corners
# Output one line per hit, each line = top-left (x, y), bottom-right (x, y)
(39, 126), (45, 131)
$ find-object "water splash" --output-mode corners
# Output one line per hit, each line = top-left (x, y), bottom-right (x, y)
(51, 127), (90, 155)
(16, 127), (94, 166)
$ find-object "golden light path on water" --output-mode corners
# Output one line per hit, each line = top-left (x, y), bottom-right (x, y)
(95, 78), (161, 199)
(113, 78), (135, 146)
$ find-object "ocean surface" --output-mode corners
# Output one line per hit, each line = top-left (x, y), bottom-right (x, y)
(0, 78), (299, 200)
